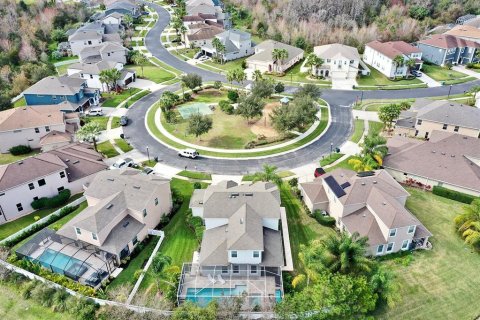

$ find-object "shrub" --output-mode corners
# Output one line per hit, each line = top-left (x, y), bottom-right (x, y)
(241, 59), (247, 69)
(227, 90), (239, 102)
(274, 82), (285, 93)
(183, 92), (192, 101)
(133, 269), (144, 280)
(313, 210), (336, 226)
(9, 145), (32, 155)
(193, 182), (202, 189)
(288, 177), (298, 188)
(432, 186), (477, 204)
(185, 209), (204, 243)
(219, 100), (234, 114)
(31, 189), (71, 210)
(213, 81), (222, 89)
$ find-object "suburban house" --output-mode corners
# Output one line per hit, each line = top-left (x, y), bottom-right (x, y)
(68, 24), (123, 56)
(394, 98), (480, 139)
(200, 29), (254, 62)
(178, 181), (290, 307)
(245, 40), (304, 73)
(299, 169), (432, 256)
(363, 40), (423, 78)
(0, 143), (107, 224)
(15, 168), (171, 288)
(67, 61), (136, 91)
(185, 25), (224, 48)
(445, 25), (480, 44)
(185, 0), (230, 28)
(102, 12), (124, 25)
(183, 13), (220, 27)
(301, 43), (369, 79)
(79, 42), (129, 64)
(0, 103), (80, 153)
(23, 76), (100, 111)
(417, 34), (480, 66)
(384, 131), (480, 196)
(105, 0), (141, 18)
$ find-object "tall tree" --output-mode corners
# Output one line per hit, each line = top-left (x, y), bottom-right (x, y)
(159, 91), (180, 111)
(211, 37), (225, 63)
(378, 103), (402, 131)
(99, 70), (110, 93)
(361, 132), (388, 166)
(251, 79), (274, 98)
(187, 113), (213, 140)
(236, 93), (265, 123)
(181, 73), (203, 92)
(271, 48), (289, 73)
(252, 69), (263, 82)
(253, 164), (282, 185)
(305, 53), (324, 76)
(393, 55), (405, 77)
(131, 52), (148, 77)
(455, 199), (480, 249)
(76, 122), (102, 151)
(405, 58), (416, 76)
(151, 252), (172, 274)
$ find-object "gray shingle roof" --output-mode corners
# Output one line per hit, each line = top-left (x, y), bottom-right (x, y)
(68, 60), (118, 75)
(313, 43), (360, 61)
(23, 76), (86, 96)
(247, 40), (304, 64)
(69, 30), (102, 41)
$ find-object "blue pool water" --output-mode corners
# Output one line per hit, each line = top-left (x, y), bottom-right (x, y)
(186, 285), (247, 305)
(275, 289), (282, 302)
(37, 248), (83, 275)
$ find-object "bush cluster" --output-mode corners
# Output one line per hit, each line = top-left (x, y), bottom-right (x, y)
(227, 90), (239, 102)
(313, 210), (336, 227)
(9, 145), (32, 155)
(432, 186), (477, 205)
(219, 100), (234, 114)
(31, 189), (71, 210)
(185, 209), (204, 243)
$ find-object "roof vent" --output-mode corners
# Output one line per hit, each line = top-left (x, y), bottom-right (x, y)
(382, 202), (387, 206)
(73, 160), (79, 164)
(65, 159), (70, 162)
(107, 178), (114, 181)
(244, 193), (253, 196)
(361, 182), (366, 186)
(451, 155), (455, 157)
(373, 181), (377, 184)
(133, 185), (140, 189)
(441, 152), (446, 155)
(18, 161), (23, 165)
(432, 150), (436, 153)
(363, 213), (366, 217)
(106, 204), (113, 209)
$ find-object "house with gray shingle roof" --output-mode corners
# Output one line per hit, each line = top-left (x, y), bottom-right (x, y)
(394, 98), (480, 139)
(0, 143), (107, 224)
(246, 40), (304, 74)
(56, 168), (172, 264)
(200, 29), (254, 62)
(417, 34), (480, 66)
(178, 180), (289, 306)
(299, 169), (432, 256)
(78, 41), (129, 64)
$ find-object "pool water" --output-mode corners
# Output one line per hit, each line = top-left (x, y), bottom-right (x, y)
(275, 289), (282, 302)
(177, 103), (213, 119)
(185, 285), (247, 305)
(37, 248), (83, 275)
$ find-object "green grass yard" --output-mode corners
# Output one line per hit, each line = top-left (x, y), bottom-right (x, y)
(177, 170), (212, 180)
(242, 171), (295, 181)
(421, 64), (469, 83)
(97, 141), (119, 158)
(320, 152), (344, 167)
(377, 188), (480, 320)
(114, 139), (133, 153)
(350, 119), (365, 143)
(48, 201), (87, 231)
(111, 116), (121, 129)
(13, 97), (26, 108)
(102, 88), (141, 108)
(83, 116), (109, 130)
(369, 121), (384, 134)
(265, 60), (331, 85)
(0, 150), (39, 165)
(202, 57), (247, 73)
(357, 68), (424, 88)
(127, 63), (176, 84)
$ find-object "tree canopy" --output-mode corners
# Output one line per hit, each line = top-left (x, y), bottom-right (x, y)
(187, 113), (213, 139)
(236, 93), (265, 123)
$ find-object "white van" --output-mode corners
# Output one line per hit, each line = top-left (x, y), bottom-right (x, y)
(178, 149), (199, 159)
(86, 107), (103, 116)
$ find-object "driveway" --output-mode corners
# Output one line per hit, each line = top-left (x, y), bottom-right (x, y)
(452, 65), (480, 80)
(418, 73), (442, 87)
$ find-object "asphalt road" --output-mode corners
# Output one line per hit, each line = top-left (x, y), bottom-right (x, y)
(123, 2), (480, 174)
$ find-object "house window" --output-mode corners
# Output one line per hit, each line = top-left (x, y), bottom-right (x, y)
(60, 171), (66, 178)
(408, 225), (416, 234)
(92, 233), (98, 240)
(45, 126), (50, 132)
(454, 126), (459, 132)
(38, 179), (46, 187)
(417, 119), (422, 125)
(222, 266), (228, 274)
(57, 186), (64, 192)
(132, 236), (138, 246)
(34, 128), (40, 133)
(376, 244), (384, 255)
(250, 265), (257, 274)
(28, 183), (35, 190)
(389, 229), (397, 237)
(442, 124), (448, 130)
(143, 209), (147, 217)
(253, 251), (259, 258)
(232, 265), (239, 274)
(16, 203), (23, 212)
(90, 75), (93, 79)
(231, 251), (237, 258)
(155, 198), (158, 206)
(75, 227), (81, 235)
(386, 242), (394, 253)
(401, 240), (409, 250)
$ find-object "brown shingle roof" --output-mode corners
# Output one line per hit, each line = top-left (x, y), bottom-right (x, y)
(366, 40), (421, 59)
(418, 34), (480, 49)
(445, 25), (480, 40)
(0, 105), (66, 132)
(186, 25), (223, 41)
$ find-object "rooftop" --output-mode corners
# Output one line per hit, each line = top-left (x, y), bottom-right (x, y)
(247, 40), (304, 63)
(23, 76), (86, 96)
(418, 34), (480, 49)
(366, 40), (421, 59)
(445, 25), (480, 40)
(313, 43), (360, 61)
(0, 105), (67, 132)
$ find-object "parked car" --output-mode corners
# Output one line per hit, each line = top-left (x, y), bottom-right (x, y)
(193, 51), (203, 59)
(314, 167), (326, 178)
(142, 167), (154, 175)
(120, 116), (128, 126)
(178, 149), (199, 159)
(110, 157), (135, 169)
(411, 70), (422, 77)
(199, 55), (209, 61)
(86, 107), (103, 116)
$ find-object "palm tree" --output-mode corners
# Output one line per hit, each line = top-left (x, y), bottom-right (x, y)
(271, 48), (289, 73)
(292, 241), (323, 288)
(317, 232), (374, 275)
(455, 199), (480, 248)
(392, 55), (405, 78)
(305, 53), (324, 76)
(405, 58), (416, 76)
(179, 25), (187, 43)
(253, 164), (282, 185)
(76, 122), (102, 151)
(151, 252), (172, 274)
(252, 69), (263, 82)
(361, 133), (388, 167)
(226, 69), (236, 86)
(123, 14), (133, 28)
(211, 37), (225, 63)
(99, 70), (110, 93)
(108, 68), (122, 92)
(132, 52), (148, 78)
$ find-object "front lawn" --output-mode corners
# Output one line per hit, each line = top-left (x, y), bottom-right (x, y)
(350, 119), (365, 143)
(325, 155), (357, 172)
(369, 121), (384, 134)
(357, 68), (423, 87)
(177, 170), (212, 180)
(111, 116), (121, 129)
(376, 188), (480, 320)
(96, 141), (119, 158)
(0, 150), (39, 165)
(102, 88), (141, 108)
(421, 64), (468, 82)
(126, 63), (176, 84)
(320, 152), (344, 167)
(265, 60), (331, 85)
(114, 138), (133, 153)
(82, 116), (109, 130)
(0, 193), (84, 240)
(202, 57), (247, 73)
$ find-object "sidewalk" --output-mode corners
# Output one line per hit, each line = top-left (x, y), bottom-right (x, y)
(418, 73), (442, 87)
(452, 65), (480, 80)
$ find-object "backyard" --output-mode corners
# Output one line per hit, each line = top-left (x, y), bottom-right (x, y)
(0, 150), (39, 165)
(421, 64), (475, 84)
(377, 188), (480, 320)
(357, 68), (425, 89)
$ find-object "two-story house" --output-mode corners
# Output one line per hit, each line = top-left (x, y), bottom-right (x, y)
(57, 169), (172, 265)
(68, 23), (123, 56)
(67, 61), (136, 91)
(417, 34), (480, 66)
(445, 25), (480, 44)
(178, 181), (290, 307)
(299, 169), (432, 256)
(102, 12), (124, 25)
(69, 30), (103, 56)
(0, 143), (107, 224)
(105, 0), (141, 18)
(394, 98), (480, 139)
(185, 25), (224, 48)
(200, 29), (254, 62)
(0, 103), (79, 153)
(245, 40), (304, 74)
(23, 76), (100, 111)
(363, 41), (423, 78)
(79, 41), (129, 64)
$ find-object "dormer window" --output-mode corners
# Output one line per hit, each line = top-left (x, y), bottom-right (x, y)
(92, 233), (97, 240)
(389, 229), (397, 237)
(75, 227), (81, 235)
(408, 225), (416, 234)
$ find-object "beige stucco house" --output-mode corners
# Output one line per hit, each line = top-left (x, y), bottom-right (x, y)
(246, 40), (304, 73)
(299, 169), (432, 256)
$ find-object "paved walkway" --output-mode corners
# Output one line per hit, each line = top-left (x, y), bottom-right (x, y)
(352, 109), (380, 122)
(418, 73), (442, 87)
(453, 65), (480, 79)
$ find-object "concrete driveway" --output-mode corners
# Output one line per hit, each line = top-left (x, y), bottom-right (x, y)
(418, 73), (442, 87)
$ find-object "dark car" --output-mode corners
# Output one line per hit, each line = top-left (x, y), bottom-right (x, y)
(314, 167), (326, 178)
(143, 167), (154, 175)
(120, 116), (128, 126)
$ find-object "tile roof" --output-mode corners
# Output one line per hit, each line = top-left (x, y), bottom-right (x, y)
(366, 40), (421, 59)
(39, 131), (72, 146)
(313, 43), (360, 61)
(186, 25), (223, 41)
(445, 25), (480, 40)
(418, 34), (480, 49)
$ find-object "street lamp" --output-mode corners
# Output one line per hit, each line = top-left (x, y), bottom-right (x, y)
(360, 90), (364, 103)
(330, 142), (333, 158)
(447, 85), (453, 99)
(146, 146), (150, 162)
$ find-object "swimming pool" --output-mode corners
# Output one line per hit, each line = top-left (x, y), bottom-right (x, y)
(37, 248), (84, 276)
(177, 103), (213, 119)
(185, 285), (247, 305)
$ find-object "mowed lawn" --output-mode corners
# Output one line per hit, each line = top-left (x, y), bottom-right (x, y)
(0, 150), (39, 165)
(102, 88), (141, 108)
(357, 68), (423, 86)
(377, 188), (480, 320)
(421, 64), (467, 82)
(126, 63), (176, 84)
(350, 119), (365, 143)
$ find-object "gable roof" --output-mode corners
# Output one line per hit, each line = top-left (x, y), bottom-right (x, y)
(0, 105), (66, 132)
(23, 76), (86, 96)
(246, 40), (304, 63)
(186, 25), (223, 41)
(69, 30), (102, 41)
(418, 34), (480, 49)
(384, 131), (480, 193)
(68, 60), (119, 75)
(313, 43), (360, 61)
(366, 40), (421, 59)
(445, 25), (480, 40)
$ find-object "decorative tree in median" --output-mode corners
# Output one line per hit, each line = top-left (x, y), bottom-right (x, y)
(236, 93), (265, 123)
(76, 122), (102, 151)
(187, 113), (213, 141)
(159, 91), (180, 111)
(181, 73), (203, 93)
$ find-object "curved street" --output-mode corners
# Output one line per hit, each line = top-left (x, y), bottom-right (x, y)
(123, 2), (480, 174)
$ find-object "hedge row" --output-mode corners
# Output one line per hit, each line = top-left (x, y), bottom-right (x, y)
(2, 205), (78, 248)
(313, 210), (336, 227)
(432, 186), (477, 204)
(31, 189), (71, 210)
